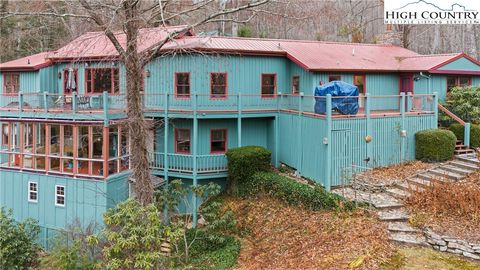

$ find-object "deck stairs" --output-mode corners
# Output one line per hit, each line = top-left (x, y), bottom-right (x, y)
(333, 154), (479, 246)
(454, 140), (475, 155)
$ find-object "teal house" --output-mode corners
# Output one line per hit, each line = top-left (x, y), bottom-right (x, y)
(1, 26), (480, 246)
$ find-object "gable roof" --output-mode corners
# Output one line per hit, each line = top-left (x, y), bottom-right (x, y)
(48, 25), (193, 61)
(0, 52), (52, 71)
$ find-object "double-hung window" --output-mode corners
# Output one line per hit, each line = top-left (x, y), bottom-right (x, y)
(55, 185), (65, 207)
(261, 74), (276, 98)
(3, 73), (20, 95)
(210, 73), (227, 98)
(28, 182), (38, 203)
(175, 73), (190, 98)
(292, 76), (300, 95)
(210, 129), (227, 153)
(175, 129), (191, 154)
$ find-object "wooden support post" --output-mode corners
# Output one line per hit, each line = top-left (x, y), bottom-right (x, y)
(192, 92), (198, 228)
(18, 92), (23, 112)
(102, 126), (109, 179)
(296, 93), (303, 175)
(43, 92), (48, 113)
(103, 91), (109, 127)
(164, 93), (169, 183)
(45, 124), (50, 172)
(73, 125), (78, 177)
(365, 93), (372, 167)
(274, 115), (279, 167)
(433, 92), (439, 126)
(325, 94), (332, 191)
(237, 93), (242, 147)
(464, 123), (471, 148)
(72, 91), (78, 115)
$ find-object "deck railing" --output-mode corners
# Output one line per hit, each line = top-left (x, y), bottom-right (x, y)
(149, 152), (228, 174)
(1, 91), (437, 118)
(438, 103), (471, 147)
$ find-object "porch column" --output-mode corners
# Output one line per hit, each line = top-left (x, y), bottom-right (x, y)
(274, 115), (279, 167)
(103, 91), (109, 127)
(192, 92), (198, 228)
(325, 94), (332, 191)
(163, 93), (169, 184)
(296, 93), (304, 175)
(400, 93), (406, 162)
(365, 93), (372, 167)
(237, 93), (242, 147)
(433, 91), (439, 126)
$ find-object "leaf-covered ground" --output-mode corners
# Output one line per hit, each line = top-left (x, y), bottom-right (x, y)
(221, 195), (394, 270)
(361, 161), (433, 185)
(406, 171), (480, 242)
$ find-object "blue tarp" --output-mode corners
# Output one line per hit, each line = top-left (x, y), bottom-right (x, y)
(314, 81), (359, 115)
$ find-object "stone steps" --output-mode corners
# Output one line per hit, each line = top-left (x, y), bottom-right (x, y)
(389, 231), (427, 246)
(386, 187), (410, 199)
(331, 187), (403, 210)
(449, 160), (479, 171)
(378, 209), (409, 222)
(395, 181), (425, 192)
(442, 164), (475, 175)
(429, 168), (463, 181)
(406, 177), (432, 188)
(387, 222), (420, 234)
(456, 156), (480, 166)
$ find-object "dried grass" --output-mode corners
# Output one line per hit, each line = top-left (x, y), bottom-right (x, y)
(222, 195), (394, 270)
(405, 172), (480, 242)
(361, 161), (433, 185)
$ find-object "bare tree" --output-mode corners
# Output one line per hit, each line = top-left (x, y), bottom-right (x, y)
(1, 0), (269, 206)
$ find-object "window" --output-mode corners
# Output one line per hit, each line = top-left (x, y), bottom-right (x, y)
(63, 68), (78, 95)
(261, 74), (276, 97)
(292, 76), (300, 95)
(55, 185), (65, 207)
(329, 75), (341, 82)
(85, 68), (119, 94)
(175, 129), (191, 153)
(3, 73), (20, 95)
(210, 73), (227, 98)
(1, 123), (8, 146)
(353, 75), (366, 94)
(28, 182), (38, 203)
(175, 73), (190, 98)
(447, 76), (472, 92)
(210, 129), (227, 153)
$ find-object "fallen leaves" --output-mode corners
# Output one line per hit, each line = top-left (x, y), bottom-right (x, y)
(361, 161), (433, 185)
(222, 195), (394, 270)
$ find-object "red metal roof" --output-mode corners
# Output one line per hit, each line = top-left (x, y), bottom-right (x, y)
(0, 52), (52, 71)
(48, 25), (192, 60)
(2, 26), (478, 73)
(396, 53), (462, 71)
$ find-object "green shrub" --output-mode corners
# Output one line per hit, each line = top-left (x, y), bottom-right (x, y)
(445, 86), (480, 124)
(449, 123), (480, 148)
(225, 146), (271, 195)
(0, 207), (40, 270)
(240, 171), (355, 211)
(415, 129), (456, 162)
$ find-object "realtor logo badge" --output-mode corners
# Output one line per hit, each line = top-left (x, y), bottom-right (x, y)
(384, 0), (480, 24)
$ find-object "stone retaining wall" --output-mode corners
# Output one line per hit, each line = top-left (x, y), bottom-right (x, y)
(424, 228), (480, 260)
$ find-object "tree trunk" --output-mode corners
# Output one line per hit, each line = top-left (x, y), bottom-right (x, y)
(124, 0), (153, 206)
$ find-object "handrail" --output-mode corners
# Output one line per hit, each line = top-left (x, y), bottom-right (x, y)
(438, 103), (465, 126)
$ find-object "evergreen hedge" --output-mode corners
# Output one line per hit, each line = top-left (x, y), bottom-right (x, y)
(415, 129), (456, 162)
(449, 123), (480, 148)
(225, 146), (271, 195)
(240, 172), (355, 211)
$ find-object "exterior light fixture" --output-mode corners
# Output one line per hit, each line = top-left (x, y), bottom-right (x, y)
(145, 69), (151, 77)
(365, 135), (372, 143)
(400, 130), (407, 137)
(58, 72), (62, 79)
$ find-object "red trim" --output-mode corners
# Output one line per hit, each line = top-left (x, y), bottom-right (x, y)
(2, 73), (20, 95)
(174, 72), (191, 99)
(328, 75), (341, 82)
(210, 129), (227, 154)
(291, 75), (300, 95)
(261, 73), (277, 98)
(174, 128), (191, 154)
(429, 70), (480, 75)
(63, 68), (78, 95)
(84, 67), (120, 95)
(209, 72), (228, 99)
(429, 53), (480, 71)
